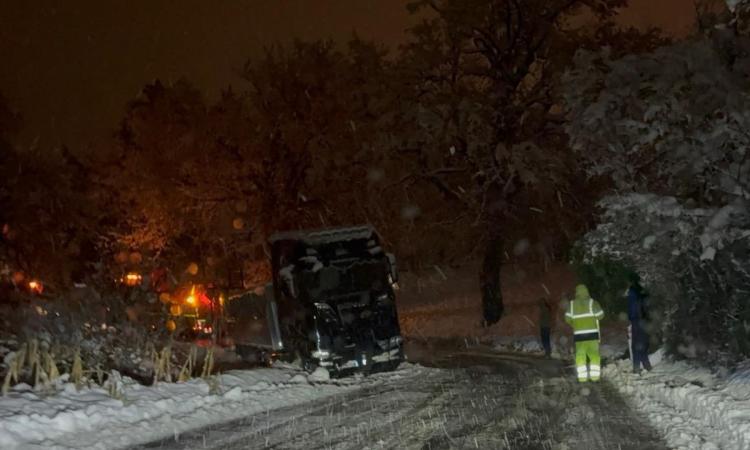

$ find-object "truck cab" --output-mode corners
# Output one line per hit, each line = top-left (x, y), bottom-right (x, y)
(228, 225), (403, 375)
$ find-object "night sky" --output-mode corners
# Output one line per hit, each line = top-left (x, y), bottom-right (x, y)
(1, 0), (696, 149)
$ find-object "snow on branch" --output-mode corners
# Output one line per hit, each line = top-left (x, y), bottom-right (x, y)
(563, 40), (750, 206)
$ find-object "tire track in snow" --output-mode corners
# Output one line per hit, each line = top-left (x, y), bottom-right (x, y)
(135, 345), (668, 450)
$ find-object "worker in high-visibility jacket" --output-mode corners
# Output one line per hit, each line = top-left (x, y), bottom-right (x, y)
(565, 284), (605, 382)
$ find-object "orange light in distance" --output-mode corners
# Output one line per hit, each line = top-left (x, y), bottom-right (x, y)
(124, 272), (142, 286)
(28, 280), (44, 294)
(185, 286), (197, 306)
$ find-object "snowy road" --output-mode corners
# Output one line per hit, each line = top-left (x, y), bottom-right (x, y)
(137, 341), (667, 450)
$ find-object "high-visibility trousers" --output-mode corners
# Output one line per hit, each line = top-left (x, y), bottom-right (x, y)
(575, 339), (601, 382)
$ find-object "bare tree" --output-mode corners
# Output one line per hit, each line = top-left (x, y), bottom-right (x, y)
(391, 0), (660, 326)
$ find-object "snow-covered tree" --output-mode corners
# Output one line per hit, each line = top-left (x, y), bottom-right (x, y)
(564, 40), (750, 205)
(564, 35), (750, 363)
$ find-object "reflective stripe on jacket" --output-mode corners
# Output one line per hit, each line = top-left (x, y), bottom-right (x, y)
(565, 284), (604, 341)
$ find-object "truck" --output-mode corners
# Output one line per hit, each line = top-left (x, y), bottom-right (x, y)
(225, 225), (404, 376)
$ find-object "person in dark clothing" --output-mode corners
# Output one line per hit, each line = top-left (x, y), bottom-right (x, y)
(538, 297), (552, 358)
(627, 274), (652, 373)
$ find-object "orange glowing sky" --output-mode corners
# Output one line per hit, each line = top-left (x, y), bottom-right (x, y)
(0, 0), (699, 149)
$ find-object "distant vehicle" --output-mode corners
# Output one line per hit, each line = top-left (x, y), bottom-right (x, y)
(226, 225), (403, 376)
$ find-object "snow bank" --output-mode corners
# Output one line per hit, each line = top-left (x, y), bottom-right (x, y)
(492, 336), (543, 353)
(605, 354), (750, 450)
(491, 326), (629, 362)
(0, 363), (424, 449)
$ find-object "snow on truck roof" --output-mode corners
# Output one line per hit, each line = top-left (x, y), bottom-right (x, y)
(269, 225), (377, 246)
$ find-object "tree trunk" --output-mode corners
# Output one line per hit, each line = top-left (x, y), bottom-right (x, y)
(480, 233), (504, 327)
(479, 177), (512, 328)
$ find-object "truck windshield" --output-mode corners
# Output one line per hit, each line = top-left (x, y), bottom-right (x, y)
(301, 259), (386, 300)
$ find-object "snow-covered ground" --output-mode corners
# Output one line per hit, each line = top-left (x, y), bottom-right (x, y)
(397, 263), (577, 339)
(0, 363), (425, 449)
(490, 329), (750, 449)
(491, 326), (629, 362)
(605, 353), (750, 450)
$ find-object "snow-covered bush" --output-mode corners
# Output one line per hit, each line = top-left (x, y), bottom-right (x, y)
(580, 194), (750, 365)
(569, 252), (632, 317)
(0, 286), (165, 384)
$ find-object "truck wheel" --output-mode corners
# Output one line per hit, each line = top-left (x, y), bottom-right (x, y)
(257, 350), (273, 367)
(382, 359), (401, 372)
(382, 348), (404, 372)
(278, 351), (297, 364)
(302, 358), (318, 374)
(236, 345), (254, 362)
